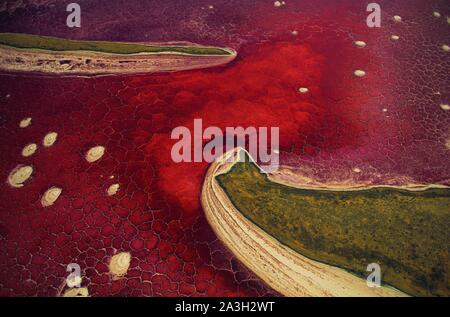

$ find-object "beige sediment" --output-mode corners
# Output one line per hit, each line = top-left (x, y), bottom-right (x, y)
(19, 117), (32, 128)
(267, 165), (449, 192)
(21, 143), (37, 157)
(201, 148), (408, 297)
(85, 145), (105, 163)
(107, 183), (120, 196)
(0, 44), (237, 76)
(353, 41), (366, 48)
(63, 287), (89, 297)
(43, 131), (58, 147)
(109, 252), (131, 280)
(41, 186), (62, 207)
(298, 87), (309, 94)
(393, 15), (402, 22)
(7, 164), (33, 188)
(354, 69), (366, 77)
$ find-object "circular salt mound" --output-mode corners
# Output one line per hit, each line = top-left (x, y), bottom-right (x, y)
(393, 15), (402, 22)
(298, 87), (309, 94)
(354, 41), (366, 48)
(109, 252), (131, 279)
(107, 183), (120, 196)
(352, 167), (362, 173)
(22, 143), (37, 157)
(8, 165), (33, 188)
(43, 132), (58, 147)
(41, 186), (62, 207)
(85, 146), (105, 163)
(19, 117), (32, 128)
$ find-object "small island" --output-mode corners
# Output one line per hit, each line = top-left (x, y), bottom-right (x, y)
(0, 33), (236, 75)
(202, 148), (449, 297)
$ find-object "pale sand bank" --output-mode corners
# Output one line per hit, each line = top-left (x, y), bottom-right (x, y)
(201, 148), (407, 297)
(0, 44), (236, 76)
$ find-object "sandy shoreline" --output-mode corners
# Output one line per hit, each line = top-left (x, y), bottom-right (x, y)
(268, 166), (449, 192)
(201, 148), (408, 297)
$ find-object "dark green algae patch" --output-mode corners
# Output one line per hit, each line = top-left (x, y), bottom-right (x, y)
(216, 158), (449, 296)
(0, 33), (232, 56)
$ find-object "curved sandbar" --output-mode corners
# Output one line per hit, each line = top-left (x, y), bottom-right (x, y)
(201, 148), (407, 297)
(0, 33), (236, 75)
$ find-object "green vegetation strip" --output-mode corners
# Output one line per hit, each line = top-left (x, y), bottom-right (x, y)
(216, 158), (449, 296)
(0, 33), (231, 55)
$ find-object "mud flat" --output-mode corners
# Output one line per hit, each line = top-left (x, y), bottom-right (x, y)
(201, 148), (407, 297)
(0, 33), (236, 75)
